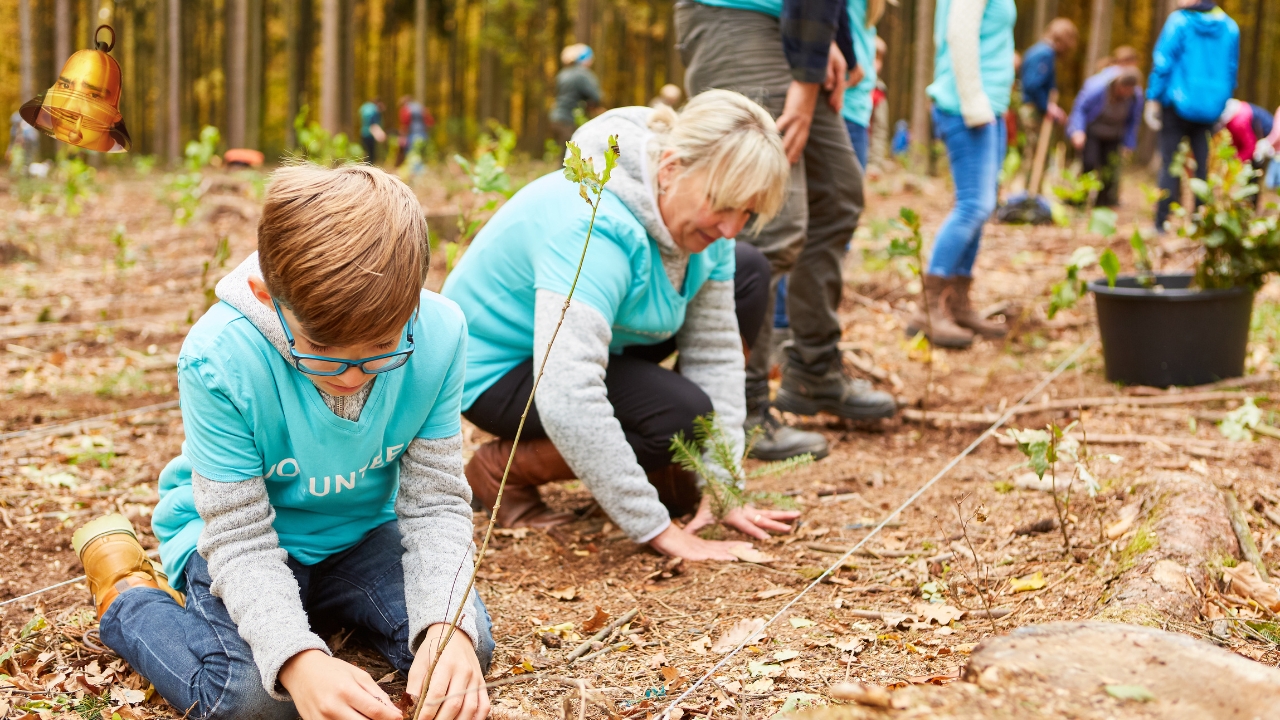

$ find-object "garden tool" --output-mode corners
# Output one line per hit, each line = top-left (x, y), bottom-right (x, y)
(72, 513), (183, 618)
(21, 25), (131, 153)
(997, 90), (1058, 225)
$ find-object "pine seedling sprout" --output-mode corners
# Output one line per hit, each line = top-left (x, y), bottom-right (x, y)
(887, 207), (932, 422)
(669, 414), (811, 520)
(413, 137), (620, 720)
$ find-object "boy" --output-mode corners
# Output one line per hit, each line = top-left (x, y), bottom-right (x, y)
(71, 164), (493, 720)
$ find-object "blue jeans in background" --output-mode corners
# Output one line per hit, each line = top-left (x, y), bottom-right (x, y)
(100, 521), (494, 720)
(927, 108), (1007, 278)
(844, 120), (870, 170)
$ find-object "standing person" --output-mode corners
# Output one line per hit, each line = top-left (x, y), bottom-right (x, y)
(908, 0), (1018, 349)
(677, 0), (897, 462)
(70, 165), (493, 720)
(1067, 66), (1143, 207)
(842, 0), (886, 170)
(867, 37), (891, 177)
(443, 93), (800, 558)
(396, 95), (434, 167)
(1147, 0), (1239, 232)
(1018, 18), (1078, 160)
(550, 44), (603, 145)
(6, 111), (39, 168)
(359, 98), (387, 164)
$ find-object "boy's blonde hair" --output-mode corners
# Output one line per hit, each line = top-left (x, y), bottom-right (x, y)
(648, 89), (789, 228)
(258, 163), (428, 347)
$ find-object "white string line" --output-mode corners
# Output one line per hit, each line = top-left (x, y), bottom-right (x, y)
(0, 576), (86, 608)
(659, 339), (1093, 718)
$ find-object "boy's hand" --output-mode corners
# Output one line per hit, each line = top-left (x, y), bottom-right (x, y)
(684, 495), (799, 540)
(279, 649), (400, 720)
(649, 522), (753, 561)
(407, 624), (489, 720)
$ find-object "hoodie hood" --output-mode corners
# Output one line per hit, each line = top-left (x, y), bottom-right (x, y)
(1185, 4), (1231, 31)
(569, 108), (689, 286)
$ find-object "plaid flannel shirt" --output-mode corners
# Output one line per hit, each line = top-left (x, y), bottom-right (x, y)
(781, 0), (856, 84)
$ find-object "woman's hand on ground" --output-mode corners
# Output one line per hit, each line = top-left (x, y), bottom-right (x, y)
(649, 522), (753, 561)
(407, 624), (489, 720)
(720, 504), (800, 540)
(279, 649), (400, 720)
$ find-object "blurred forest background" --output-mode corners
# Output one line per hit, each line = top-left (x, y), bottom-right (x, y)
(0, 0), (1276, 162)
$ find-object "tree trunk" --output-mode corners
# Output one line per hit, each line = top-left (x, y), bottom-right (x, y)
(1251, 0), (1269, 105)
(19, 0), (33, 101)
(1083, 0), (1112, 77)
(285, 0), (308, 148)
(340, 0), (356, 135)
(226, 0), (248, 148)
(321, 0), (342, 134)
(168, 0), (181, 165)
(55, 0), (71, 76)
(1032, 0), (1049, 38)
(246, 0), (264, 149)
(909, 0), (934, 168)
(576, 0), (592, 45)
(416, 0), (429, 103)
(122, 0), (137, 150)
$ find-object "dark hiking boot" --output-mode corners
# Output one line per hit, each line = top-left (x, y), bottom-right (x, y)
(745, 404), (829, 461)
(73, 514), (184, 619)
(948, 276), (1008, 338)
(774, 361), (898, 420)
(906, 275), (974, 349)
(466, 438), (577, 529)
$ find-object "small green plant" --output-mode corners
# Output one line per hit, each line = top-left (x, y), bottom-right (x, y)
(1088, 207), (1117, 237)
(1051, 170), (1103, 206)
(1184, 139), (1280, 291)
(888, 207), (933, 420)
(110, 224), (135, 270)
(1220, 397), (1262, 441)
(133, 154), (157, 175)
(96, 366), (151, 397)
(1049, 246), (1105, 318)
(447, 123), (519, 273)
(57, 154), (97, 216)
(201, 236), (232, 310)
(1007, 421), (1097, 555)
(73, 692), (112, 720)
(293, 105), (363, 165)
(669, 414), (813, 520)
(162, 125), (221, 225)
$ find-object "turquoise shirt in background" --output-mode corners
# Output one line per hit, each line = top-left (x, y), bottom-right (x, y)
(441, 171), (736, 411)
(927, 0), (1017, 118)
(693, 0), (781, 17)
(841, 0), (878, 127)
(151, 291), (468, 589)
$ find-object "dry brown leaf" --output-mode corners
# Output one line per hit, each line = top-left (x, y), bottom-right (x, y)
(830, 681), (892, 707)
(649, 652), (667, 668)
(913, 603), (965, 625)
(546, 586), (577, 601)
(1222, 563), (1280, 611)
(753, 587), (793, 600)
(1106, 502), (1142, 540)
(744, 677), (775, 693)
(688, 636), (712, 655)
(581, 606), (610, 633)
(712, 618), (767, 653)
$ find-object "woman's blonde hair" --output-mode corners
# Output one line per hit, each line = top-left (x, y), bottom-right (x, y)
(648, 89), (789, 229)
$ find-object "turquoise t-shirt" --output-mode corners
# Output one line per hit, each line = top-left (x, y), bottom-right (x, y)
(841, 0), (879, 127)
(441, 171), (736, 411)
(359, 101), (383, 138)
(693, 0), (781, 18)
(927, 0), (1017, 117)
(151, 290), (468, 589)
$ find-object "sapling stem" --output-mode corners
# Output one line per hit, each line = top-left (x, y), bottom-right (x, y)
(411, 138), (619, 720)
(1048, 426), (1072, 556)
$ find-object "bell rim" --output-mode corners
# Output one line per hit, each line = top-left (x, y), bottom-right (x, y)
(18, 94), (132, 153)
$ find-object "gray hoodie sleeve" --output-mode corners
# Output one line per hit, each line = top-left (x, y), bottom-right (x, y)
(396, 434), (479, 653)
(675, 279), (746, 472)
(532, 289), (672, 543)
(193, 472), (329, 701)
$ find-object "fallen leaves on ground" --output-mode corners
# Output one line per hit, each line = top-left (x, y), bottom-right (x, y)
(1221, 563), (1280, 611)
(1010, 572), (1046, 592)
(711, 618), (767, 653)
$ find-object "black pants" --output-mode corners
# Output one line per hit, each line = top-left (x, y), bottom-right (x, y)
(1156, 106), (1212, 230)
(1082, 133), (1122, 208)
(465, 242), (770, 471)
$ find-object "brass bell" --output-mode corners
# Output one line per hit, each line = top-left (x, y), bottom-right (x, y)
(20, 25), (131, 153)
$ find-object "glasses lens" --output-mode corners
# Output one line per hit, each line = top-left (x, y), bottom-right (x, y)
(363, 352), (410, 373)
(297, 357), (346, 375)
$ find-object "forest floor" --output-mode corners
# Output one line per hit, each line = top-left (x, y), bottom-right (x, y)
(1, 157), (1280, 719)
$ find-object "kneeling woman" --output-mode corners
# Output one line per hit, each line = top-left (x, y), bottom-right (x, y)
(444, 91), (798, 560)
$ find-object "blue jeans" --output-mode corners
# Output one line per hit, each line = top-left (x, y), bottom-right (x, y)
(100, 521), (494, 720)
(844, 120), (869, 170)
(927, 108), (1007, 277)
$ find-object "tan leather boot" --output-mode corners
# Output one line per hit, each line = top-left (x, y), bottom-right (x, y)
(948, 276), (1008, 338)
(72, 514), (184, 619)
(906, 275), (974, 349)
(647, 465), (701, 519)
(466, 438), (577, 529)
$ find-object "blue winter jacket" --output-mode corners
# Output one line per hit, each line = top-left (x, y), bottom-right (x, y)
(1020, 40), (1056, 113)
(1148, 3), (1239, 125)
(1066, 66), (1144, 150)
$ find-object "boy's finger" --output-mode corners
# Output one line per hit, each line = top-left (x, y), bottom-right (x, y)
(474, 681), (491, 720)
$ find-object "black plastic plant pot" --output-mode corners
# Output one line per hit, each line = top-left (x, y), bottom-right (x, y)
(1088, 274), (1254, 387)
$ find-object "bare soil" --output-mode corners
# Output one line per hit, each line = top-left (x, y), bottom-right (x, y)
(2, 161), (1279, 719)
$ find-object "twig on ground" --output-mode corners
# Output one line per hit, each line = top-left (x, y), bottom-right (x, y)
(1224, 489), (1268, 580)
(566, 608), (640, 663)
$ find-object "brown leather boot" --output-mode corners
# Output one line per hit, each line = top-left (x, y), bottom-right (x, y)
(72, 514), (184, 619)
(948, 276), (1008, 338)
(647, 465), (701, 519)
(466, 438), (577, 529)
(906, 275), (974, 349)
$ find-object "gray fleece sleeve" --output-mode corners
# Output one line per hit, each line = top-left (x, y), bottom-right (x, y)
(396, 435), (479, 654)
(193, 472), (329, 701)
(532, 289), (672, 543)
(676, 279), (746, 477)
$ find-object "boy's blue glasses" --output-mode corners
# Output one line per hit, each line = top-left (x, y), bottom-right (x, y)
(273, 299), (416, 376)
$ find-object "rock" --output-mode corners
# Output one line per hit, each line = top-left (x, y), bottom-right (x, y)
(781, 623), (1280, 719)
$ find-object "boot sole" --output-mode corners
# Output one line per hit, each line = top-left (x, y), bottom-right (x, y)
(903, 325), (973, 349)
(748, 444), (831, 462)
(774, 389), (898, 420)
